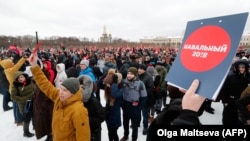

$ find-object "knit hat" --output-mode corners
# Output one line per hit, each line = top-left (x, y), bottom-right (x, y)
(80, 59), (89, 67)
(61, 78), (80, 94)
(127, 67), (138, 76)
(138, 64), (147, 71)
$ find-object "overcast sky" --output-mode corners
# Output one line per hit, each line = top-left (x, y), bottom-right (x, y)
(0, 0), (249, 42)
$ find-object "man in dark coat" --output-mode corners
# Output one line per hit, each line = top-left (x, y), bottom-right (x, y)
(78, 75), (105, 141)
(137, 64), (154, 135)
(220, 59), (250, 125)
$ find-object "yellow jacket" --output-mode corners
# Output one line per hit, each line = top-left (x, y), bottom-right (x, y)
(2, 57), (26, 93)
(30, 65), (90, 141)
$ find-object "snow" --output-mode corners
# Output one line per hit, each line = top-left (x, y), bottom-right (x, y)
(0, 93), (223, 141)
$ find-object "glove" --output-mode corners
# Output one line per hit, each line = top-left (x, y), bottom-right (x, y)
(112, 74), (118, 84)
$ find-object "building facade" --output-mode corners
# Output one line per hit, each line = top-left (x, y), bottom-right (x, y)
(100, 26), (112, 43)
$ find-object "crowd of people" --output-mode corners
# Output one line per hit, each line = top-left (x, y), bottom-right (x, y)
(0, 44), (250, 141)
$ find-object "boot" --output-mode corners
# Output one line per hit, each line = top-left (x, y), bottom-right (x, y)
(142, 128), (148, 135)
(23, 122), (34, 138)
(120, 136), (128, 141)
(16, 122), (24, 126)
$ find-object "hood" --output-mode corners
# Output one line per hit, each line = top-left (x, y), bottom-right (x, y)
(43, 60), (52, 70)
(0, 59), (14, 69)
(13, 71), (29, 81)
(56, 63), (65, 73)
(146, 66), (158, 76)
(233, 59), (249, 75)
(78, 75), (93, 102)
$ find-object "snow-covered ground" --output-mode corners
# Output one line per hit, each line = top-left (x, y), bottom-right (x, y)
(0, 93), (223, 141)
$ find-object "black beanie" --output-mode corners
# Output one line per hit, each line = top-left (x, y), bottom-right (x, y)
(61, 78), (80, 94)
(128, 67), (138, 76)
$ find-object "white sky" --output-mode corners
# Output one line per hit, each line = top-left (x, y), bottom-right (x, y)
(0, 0), (249, 42)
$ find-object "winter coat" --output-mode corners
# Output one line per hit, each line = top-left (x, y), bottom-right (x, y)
(11, 71), (35, 114)
(79, 67), (96, 82)
(122, 78), (147, 117)
(138, 72), (154, 107)
(54, 63), (68, 88)
(4, 57), (26, 93)
(42, 60), (55, 84)
(30, 66), (90, 141)
(33, 87), (54, 139)
(84, 96), (105, 133)
(78, 75), (105, 134)
(0, 65), (9, 90)
(102, 61), (117, 76)
(32, 69), (54, 139)
(236, 93), (250, 121)
(221, 59), (250, 103)
(105, 83), (124, 128)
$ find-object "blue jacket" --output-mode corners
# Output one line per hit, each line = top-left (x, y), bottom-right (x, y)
(79, 67), (96, 82)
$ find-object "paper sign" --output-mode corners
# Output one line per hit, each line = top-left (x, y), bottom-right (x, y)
(165, 12), (249, 100)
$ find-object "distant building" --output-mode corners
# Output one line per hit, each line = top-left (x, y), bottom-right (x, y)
(100, 26), (112, 43)
(240, 33), (250, 48)
(139, 36), (182, 48)
(140, 33), (250, 49)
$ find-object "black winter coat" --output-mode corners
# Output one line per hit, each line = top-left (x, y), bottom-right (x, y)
(84, 96), (105, 133)
(138, 72), (154, 107)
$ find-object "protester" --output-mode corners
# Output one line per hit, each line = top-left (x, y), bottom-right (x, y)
(4, 56), (27, 125)
(78, 75), (105, 141)
(236, 84), (250, 125)
(54, 63), (68, 89)
(11, 71), (35, 137)
(79, 59), (96, 82)
(120, 67), (147, 141)
(103, 71), (124, 141)
(137, 64), (153, 135)
(32, 65), (54, 141)
(28, 51), (91, 141)
(220, 59), (250, 125)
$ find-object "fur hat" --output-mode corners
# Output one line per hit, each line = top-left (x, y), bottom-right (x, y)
(115, 73), (123, 84)
(128, 67), (138, 76)
(103, 68), (116, 84)
(80, 59), (89, 67)
(78, 75), (93, 102)
(61, 78), (80, 94)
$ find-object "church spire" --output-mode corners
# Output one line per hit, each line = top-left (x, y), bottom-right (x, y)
(103, 25), (107, 35)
